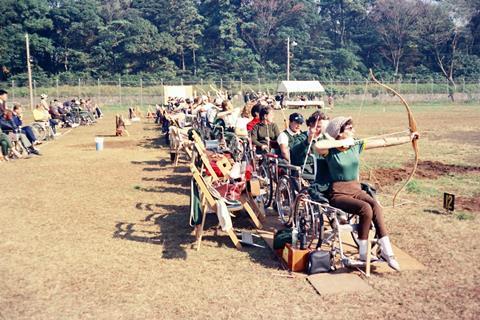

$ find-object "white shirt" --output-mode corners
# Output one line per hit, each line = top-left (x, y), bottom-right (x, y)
(277, 127), (302, 146)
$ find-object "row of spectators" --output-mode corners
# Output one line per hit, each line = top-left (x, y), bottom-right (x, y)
(0, 89), (103, 161)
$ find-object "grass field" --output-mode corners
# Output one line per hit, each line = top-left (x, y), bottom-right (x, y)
(0, 101), (478, 319)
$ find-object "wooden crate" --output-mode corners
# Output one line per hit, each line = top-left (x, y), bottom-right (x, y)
(282, 243), (311, 272)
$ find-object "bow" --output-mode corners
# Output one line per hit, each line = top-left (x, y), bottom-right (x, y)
(369, 69), (419, 207)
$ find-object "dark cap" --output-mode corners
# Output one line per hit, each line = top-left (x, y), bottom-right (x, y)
(289, 112), (304, 124)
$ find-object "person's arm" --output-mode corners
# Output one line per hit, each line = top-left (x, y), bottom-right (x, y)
(250, 125), (263, 148)
(364, 132), (419, 150)
(277, 132), (290, 162)
(314, 137), (355, 155)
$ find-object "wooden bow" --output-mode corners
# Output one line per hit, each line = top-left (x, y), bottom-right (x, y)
(369, 69), (419, 207)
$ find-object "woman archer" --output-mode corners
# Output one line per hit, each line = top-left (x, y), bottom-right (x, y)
(314, 116), (419, 271)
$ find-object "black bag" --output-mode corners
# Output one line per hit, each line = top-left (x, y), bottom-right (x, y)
(306, 250), (334, 275)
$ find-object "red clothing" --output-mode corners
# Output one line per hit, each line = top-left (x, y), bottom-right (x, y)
(246, 118), (260, 131)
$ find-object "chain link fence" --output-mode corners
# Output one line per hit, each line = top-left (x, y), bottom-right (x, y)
(2, 77), (480, 108)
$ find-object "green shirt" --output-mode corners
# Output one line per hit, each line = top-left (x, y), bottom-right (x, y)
(325, 139), (365, 182)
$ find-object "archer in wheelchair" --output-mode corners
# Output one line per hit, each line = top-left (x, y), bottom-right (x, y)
(308, 116), (420, 271)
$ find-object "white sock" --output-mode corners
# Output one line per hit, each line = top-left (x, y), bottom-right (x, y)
(358, 239), (368, 260)
(379, 236), (394, 256)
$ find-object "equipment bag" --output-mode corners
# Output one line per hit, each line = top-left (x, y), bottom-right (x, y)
(306, 250), (334, 275)
(273, 228), (292, 250)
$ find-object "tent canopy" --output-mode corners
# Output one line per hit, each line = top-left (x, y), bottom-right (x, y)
(163, 85), (193, 104)
(277, 81), (325, 94)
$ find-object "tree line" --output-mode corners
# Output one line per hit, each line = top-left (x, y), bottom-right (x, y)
(1, 0), (480, 89)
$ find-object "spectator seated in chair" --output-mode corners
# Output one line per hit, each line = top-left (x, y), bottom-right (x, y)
(33, 103), (58, 136)
(12, 104), (41, 146)
(116, 114), (129, 136)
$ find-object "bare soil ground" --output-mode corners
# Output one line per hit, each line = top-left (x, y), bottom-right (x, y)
(0, 104), (479, 319)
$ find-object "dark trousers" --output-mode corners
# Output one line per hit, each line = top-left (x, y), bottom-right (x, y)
(330, 181), (387, 240)
(49, 119), (58, 133)
(22, 126), (36, 143)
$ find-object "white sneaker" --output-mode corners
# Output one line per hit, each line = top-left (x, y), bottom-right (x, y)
(380, 252), (401, 271)
(54, 133), (61, 137)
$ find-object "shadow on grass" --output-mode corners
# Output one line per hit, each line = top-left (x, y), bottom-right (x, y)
(138, 135), (167, 149)
(115, 199), (282, 269)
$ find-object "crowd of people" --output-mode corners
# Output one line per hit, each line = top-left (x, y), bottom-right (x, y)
(160, 92), (418, 271)
(0, 89), (103, 162)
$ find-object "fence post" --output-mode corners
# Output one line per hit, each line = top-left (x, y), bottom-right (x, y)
(431, 78), (434, 100)
(78, 78), (81, 98)
(56, 78), (59, 98)
(258, 78), (261, 93)
(462, 77), (465, 94)
(348, 78), (351, 98)
(415, 78), (418, 95)
(118, 76), (122, 106)
(220, 78), (223, 91)
(140, 78), (143, 107)
(97, 78), (100, 103)
(181, 78), (183, 86)
(240, 77), (243, 94)
(11, 80), (15, 101)
(33, 79), (37, 105)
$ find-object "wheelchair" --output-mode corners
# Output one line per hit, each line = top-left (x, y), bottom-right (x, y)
(31, 121), (54, 141)
(274, 154), (318, 225)
(290, 183), (381, 269)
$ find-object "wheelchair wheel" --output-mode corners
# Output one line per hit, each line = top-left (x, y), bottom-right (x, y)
(293, 193), (319, 246)
(258, 162), (273, 208)
(275, 175), (294, 225)
(31, 123), (47, 141)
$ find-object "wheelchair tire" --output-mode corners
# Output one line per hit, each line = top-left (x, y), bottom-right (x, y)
(275, 175), (294, 225)
(258, 163), (273, 208)
(31, 123), (47, 141)
(293, 192), (318, 246)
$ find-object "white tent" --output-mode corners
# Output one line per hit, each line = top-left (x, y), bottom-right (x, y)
(163, 85), (193, 104)
(276, 81), (325, 94)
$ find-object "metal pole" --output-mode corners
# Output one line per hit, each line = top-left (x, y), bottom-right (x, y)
(140, 78), (143, 107)
(33, 79), (37, 106)
(181, 78), (183, 86)
(431, 78), (434, 100)
(56, 78), (59, 98)
(415, 79), (418, 95)
(240, 78), (243, 95)
(11, 80), (15, 102)
(258, 78), (261, 93)
(78, 78), (81, 98)
(220, 78), (223, 91)
(119, 76), (122, 105)
(25, 34), (34, 110)
(97, 78), (100, 103)
(287, 36), (290, 81)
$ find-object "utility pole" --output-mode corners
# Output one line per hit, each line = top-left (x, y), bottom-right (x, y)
(25, 34), (34, 110)
(286, 37), (297, 81)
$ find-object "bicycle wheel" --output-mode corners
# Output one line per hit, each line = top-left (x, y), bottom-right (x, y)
(31, 123), (46, 141)
(275, 175), (294, 225)
(257, 162), (273, 208)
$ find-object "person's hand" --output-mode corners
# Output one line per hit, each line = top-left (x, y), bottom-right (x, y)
(261, 144), (269, 151)
(411, 131), (419, 141)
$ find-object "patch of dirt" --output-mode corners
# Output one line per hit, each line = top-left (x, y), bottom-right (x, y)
(361, 160), (480, 186)
(456, 195), (480, 212)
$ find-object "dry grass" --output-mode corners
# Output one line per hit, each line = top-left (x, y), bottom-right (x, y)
(0, 103), (479, 320)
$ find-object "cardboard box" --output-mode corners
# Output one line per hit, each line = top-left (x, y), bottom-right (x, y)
(282, 243), (311, 272)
